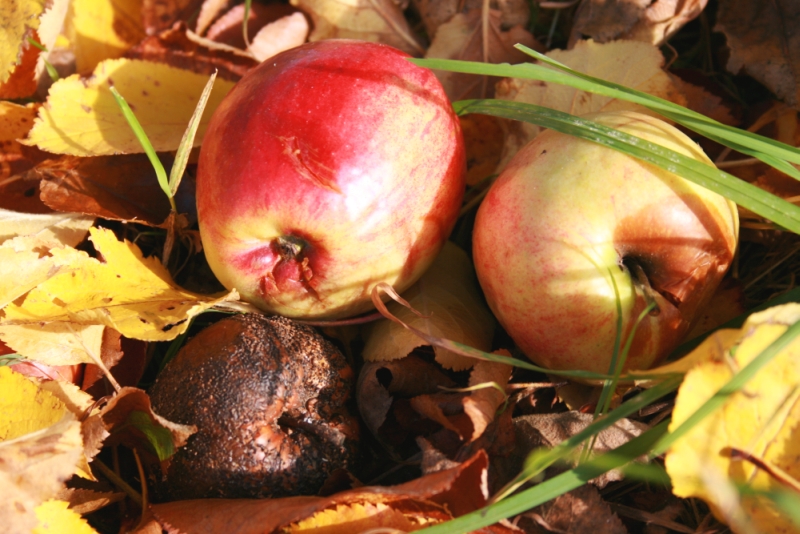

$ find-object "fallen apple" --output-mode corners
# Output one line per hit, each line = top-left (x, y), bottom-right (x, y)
(197, 39), (466, 319)
(472, 111), (739, 374)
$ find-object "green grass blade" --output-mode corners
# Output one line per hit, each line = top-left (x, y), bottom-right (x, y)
(415, 421), (670, 534)
(109, 86), (176, 212)
(453, 99), (800, 235)
(27, 37), (59, 82)
(651, 318), (800, 457)
(413, 54), (800, 169)
(169, 71), (217, 197)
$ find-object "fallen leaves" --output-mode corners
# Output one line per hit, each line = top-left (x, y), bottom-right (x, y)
(23, 58), (235, 156)
(715, 0), (800, 108)
(0, 0), (46, 86)
(666, 304), (800, 533)
(0, 226), (239, 343)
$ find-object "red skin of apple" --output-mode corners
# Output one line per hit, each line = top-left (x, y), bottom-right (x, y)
(472, 111), (739, 374)
(197, 39), (466, 319)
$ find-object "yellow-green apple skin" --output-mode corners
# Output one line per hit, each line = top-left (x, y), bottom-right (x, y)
(197, 40), (466, 319)
(472, 111), (739, 373)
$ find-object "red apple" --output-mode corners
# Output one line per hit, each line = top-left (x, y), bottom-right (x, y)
(197, 39), (466, 319)
(472, 111), (739, 374)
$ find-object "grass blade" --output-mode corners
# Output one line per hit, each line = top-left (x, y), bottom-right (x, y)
(453, 99), (800, 234)
(109, 86), (176, 212)
(411, 55), (800, 174)
(169, 71), (217, 197)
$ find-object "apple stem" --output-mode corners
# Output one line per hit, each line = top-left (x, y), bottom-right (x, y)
(628, 261), (661, 316)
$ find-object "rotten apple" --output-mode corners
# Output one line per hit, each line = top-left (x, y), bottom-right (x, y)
(197, 39), (466, 319)
(472, 111), (739, 374)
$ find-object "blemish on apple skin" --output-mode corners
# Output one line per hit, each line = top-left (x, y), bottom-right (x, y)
(81, 105), (92, 113)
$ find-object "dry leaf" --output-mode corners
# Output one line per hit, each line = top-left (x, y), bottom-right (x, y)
(0, 29), (40, 99)
(521, 484), (628, 534)
(684, 278), (745, 341)
(0, 226), (239, 342)
(363, 242), (495, 371)
(33, 499), (98, 534)
(715, 0), (800, 108)
(0, 236), (67, 309)
(460, 113), (505, 185)
(291, 0), (424, 56)
(0, 413), (83, 534)
(196, 0), (233, 36)
(142, 0), (204, 35)
(64, 0), (146, 74)
(22, 58), (236, 157)
(0, 323), (105, 367)
(33, 0), (70, 84)
(495, 39), (687, 169)
(53, 487), (125, 515)
(248, 12), (309, 62)
(0, 367), (85, 534)
(425, 8), (541, 101)
(34, 155), (176, 226)
(98, 387), (196, 465)
(205, 2), (297, 48)
(665, 303), (800, 533)
(151, 451), (502, 533)
(571, 0), (708, 46)
(463, 358), (512, 442)
(126, 21), (258, 81)
(670, 74), (737, 126)
(0, 208), (93, 247)
(0, 0), (45, 85)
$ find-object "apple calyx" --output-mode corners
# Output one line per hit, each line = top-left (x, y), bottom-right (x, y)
(259, 235), (320, 300)
(622, 257), (661, 317)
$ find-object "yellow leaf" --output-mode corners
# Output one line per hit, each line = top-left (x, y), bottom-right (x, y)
(0, 0), (45, 84)
(34, 0), (70, 82)
(0, 208), (94, 247)
(1, 227), (239, 341)
(495, 39), (687, 169)
(290, 0), (423, 56)
(34, 499), (97, 534)
(0, 238), (65, 309)
(0, 366), (66, 441)
(363, 242), (495, 370)
(22, 58), (236, 156)
(288, 502), (432, 533)
(665, 303), (800, 534)
(0, 411), (83, 534)
(0, 323), (105, 366)
(0, 101), (38, 141)
(64, 0), (145, 74)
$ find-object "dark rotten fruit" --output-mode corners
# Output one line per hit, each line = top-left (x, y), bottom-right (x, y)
(148, 314), (359, 500)
(197, 39), (466, 319)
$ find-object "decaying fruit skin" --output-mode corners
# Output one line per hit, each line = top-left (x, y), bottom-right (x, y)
(148, 314), (359, 501)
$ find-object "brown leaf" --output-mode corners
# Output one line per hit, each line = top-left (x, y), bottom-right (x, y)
(151, 451), (498, 533)
(54, 487), (125, 515)
(684, 278), (745, 341)
(98, 387), (196, 467)
(460, 113), (505, 186)
(291, 0), (424, 56)
(411, 0), (530, 46)
(34, 154), (175, 226)
(671, 74), (737, 126)
(357, 354), (457, 445)
(715, 0), (800, 107)
(205, 2), (298, 48)
(0, 30), (40, 100)
(521, 485), (628, 534)
(425, 8), (542, 101)
(363, 242), (495, 371)
(125, 21), (258, 82)
(82, 331), (148, 398)
(571, 0), (708, 46)
(142, 0), (204, 35)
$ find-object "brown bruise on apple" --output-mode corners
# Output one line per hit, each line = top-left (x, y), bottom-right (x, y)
(613, 192), (737, 366)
